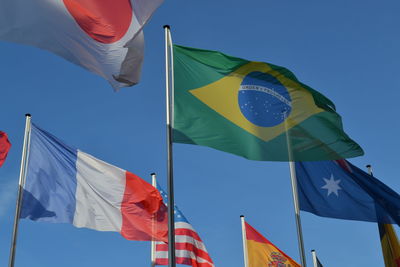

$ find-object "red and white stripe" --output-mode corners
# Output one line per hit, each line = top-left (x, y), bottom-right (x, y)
(154, 222), (214, 267)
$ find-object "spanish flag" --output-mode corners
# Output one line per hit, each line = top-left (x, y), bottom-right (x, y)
(243, 220), (301, 267)
(379, 223), (400, 267)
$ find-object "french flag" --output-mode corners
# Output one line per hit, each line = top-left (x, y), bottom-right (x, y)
(21, 123), (168, 242)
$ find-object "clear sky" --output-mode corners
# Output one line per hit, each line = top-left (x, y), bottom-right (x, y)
(1, 0), (400, 266)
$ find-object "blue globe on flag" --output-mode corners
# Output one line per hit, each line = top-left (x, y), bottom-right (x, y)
(238, 71), (292, 127)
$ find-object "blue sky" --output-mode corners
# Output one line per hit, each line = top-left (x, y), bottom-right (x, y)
(1, 0), (400, 266)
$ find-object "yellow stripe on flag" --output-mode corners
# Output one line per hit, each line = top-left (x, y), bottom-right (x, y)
(380, 223), (400, 267)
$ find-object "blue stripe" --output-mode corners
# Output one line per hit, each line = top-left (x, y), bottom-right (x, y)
(21, 124), (78, 223)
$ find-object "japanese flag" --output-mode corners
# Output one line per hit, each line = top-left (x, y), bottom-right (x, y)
(0, 0), (163, 90)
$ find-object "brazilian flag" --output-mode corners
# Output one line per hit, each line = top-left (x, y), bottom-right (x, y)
(173, 45), (363, 161)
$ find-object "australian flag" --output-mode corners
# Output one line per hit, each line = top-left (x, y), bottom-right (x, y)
(296, 160), (400, 225)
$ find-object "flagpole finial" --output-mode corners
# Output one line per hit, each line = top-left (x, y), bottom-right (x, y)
(240, 215), (244, 218)
(163, 25), (170, 29)
(366, 164), (371, 168)
(25, 114), (31, 117)
(151, 173), (156, 176)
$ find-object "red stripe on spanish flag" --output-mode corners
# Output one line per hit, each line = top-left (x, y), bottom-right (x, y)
(245, 222), (301, 267)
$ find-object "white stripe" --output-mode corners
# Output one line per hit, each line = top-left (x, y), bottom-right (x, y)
(156, 225), (208, 252)
(155, 235), (209, 262)
(177, 235), (208, 252)
(155, 250), (214, 266)
(156, 222), (209, 255)
(156, 237), (208, 255)
(73, 150), (125, 231)
(175, 222), (195, 231)
(239, 84), (292, 107)
(155, 221), (214, 266)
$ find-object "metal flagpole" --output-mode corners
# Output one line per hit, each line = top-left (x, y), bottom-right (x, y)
(240, 215), (249, 267)
(311, 250), (318, 267)
(284, 113), (307, 267)
(288, 161), (307, 267)
(366, 164), (393, 267)
(9, 114), (32, 267)
(164, 25), (176, 267)
(151, 173), (157, 267)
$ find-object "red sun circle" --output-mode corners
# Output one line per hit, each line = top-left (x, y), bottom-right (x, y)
(63, 0), (133, 44)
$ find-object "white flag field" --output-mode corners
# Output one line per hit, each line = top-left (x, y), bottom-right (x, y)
(0, 0), (163, 90)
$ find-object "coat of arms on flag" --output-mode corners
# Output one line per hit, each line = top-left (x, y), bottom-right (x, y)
(242, 218), (300, 267)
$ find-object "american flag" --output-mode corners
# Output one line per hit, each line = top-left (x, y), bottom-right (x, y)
(154, 185), (214, 267)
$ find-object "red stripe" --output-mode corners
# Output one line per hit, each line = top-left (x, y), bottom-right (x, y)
(155, 258), (168, 265)
(120, 172), (168, 242)
(175, 228), (203, 242)
(156, 242), (213, 263)
(335, 159), (353, 173)
(177, 243), (213, 263)
(156, 257), (213, 267)
(176, 257), (193, 266)
(155, 243), (168, 251)
(156, 242), (213, 264)
(245, 222), (273, 245)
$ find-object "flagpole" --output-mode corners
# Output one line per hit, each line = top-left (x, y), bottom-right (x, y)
(311, 250), (318, 267)
(151, 173), (157, 267)
(284, 113), (307, 267)
(366, 165), (400, 267)
(288, 161), (307, 267)
(240, 215), (249, 267)
(164, 24), (176, 267)
(366, 164), (382, 262)
(9, 114), (32, 267)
